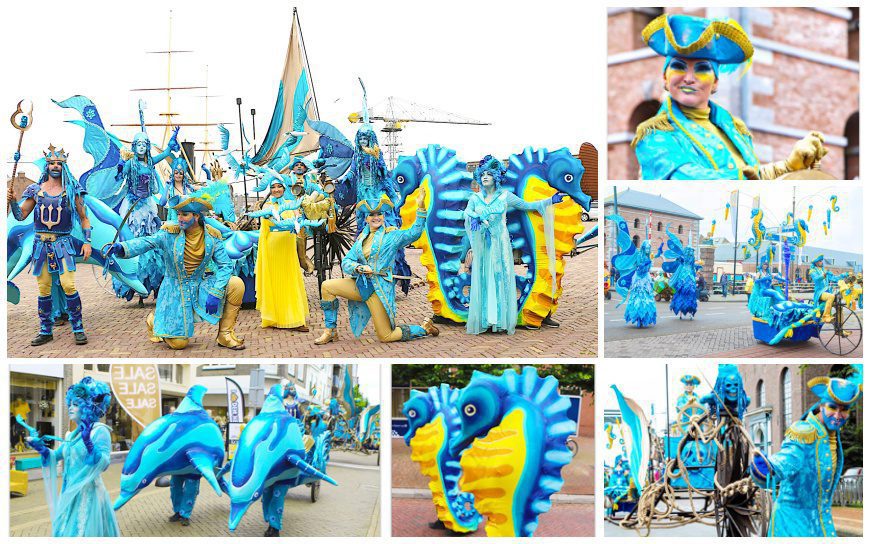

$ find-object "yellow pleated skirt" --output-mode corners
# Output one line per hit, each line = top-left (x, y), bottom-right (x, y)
(255, 219), (309, 328)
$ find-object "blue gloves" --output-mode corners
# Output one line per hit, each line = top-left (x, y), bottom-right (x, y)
(205, 293), (221, 314)
(28, 437), (50, 458)
(552, 192), (566, 204)
(470, 217), (482, 232)
(81, 421), (94, 454)
(750, 452), (771, 480)
(168, 126), (181, 152)
(104, 242), (125, 259)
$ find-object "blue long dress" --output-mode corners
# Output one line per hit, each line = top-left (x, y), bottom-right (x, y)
(668, 258), (698, 317)
(463, 188), (554, 335)
(625, 253), (656, 327)
(41, 423), (120, 537)
(748, 269), (784, 319)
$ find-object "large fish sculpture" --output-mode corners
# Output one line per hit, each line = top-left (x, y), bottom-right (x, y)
(114, 385), (224, 511)
(222, 386), (337, 531)
(606, 214), (637, 306)
(449, 367), (574, 537)
(403, 385), (482, 533)
(393, 146), (591, 327)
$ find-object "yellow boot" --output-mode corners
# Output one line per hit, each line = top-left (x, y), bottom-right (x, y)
(217, 302), (246, 350)
(145, 312), (163, 343)
(314, 328), (337, 345)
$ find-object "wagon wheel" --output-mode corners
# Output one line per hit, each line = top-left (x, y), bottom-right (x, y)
(818, 305), (862, 356)
(310, 481), (321, 503)
(306, 204), (356, 283)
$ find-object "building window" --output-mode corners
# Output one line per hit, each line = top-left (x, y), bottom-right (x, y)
(632, 235), (640, 248)
(633, 218), (640, 228)
(756, 380), (765, 407)
(657, 222), (662, 232)
(780, 369), (792, 439)
(678, 225), (683, 235)
(158, 365), (173, 382)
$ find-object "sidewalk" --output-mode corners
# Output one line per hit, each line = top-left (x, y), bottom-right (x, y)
(834, 506), (864, 536)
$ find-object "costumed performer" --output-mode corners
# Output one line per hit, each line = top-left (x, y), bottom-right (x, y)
(751, 367), (862, 537)
(633, 14), (827, 180)
(8, 145), (92, 346)
(104, 187), (245, 350)
(26, 377), (119, 537)
(313, 188), (439, 344)
(809, 254), (848, 323)
(463, 154), (564, 335)
(747, 249), (785, 319)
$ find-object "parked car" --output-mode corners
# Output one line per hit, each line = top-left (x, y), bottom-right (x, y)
(582, 200), (598, 222)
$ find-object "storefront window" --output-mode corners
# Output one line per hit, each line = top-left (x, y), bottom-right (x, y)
(158, 364), (174, 382)
(10, 373), (62, 454)
(104, 401), (134, 451)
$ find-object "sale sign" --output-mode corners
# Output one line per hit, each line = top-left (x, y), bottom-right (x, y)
(109, 364), (161, 429)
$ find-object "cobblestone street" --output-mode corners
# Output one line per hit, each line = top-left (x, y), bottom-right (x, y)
(9, 451), (379, 537)
(8, 244), (597, 359)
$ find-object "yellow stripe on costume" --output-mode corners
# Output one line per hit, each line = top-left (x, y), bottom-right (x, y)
(519, 176), (584, 327)
(409, 415), (472, 533)
(458, 409), (527, 537)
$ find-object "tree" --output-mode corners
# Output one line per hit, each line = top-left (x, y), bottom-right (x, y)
(391, 364), (594, 394)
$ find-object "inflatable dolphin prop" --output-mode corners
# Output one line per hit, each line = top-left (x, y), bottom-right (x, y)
(114, 385), (225, 511)
(222, 385), (337, 531)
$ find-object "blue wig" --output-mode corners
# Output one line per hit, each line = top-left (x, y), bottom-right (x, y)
(473, 154), (506, 188)
(347, 126), (389, 185)
(65, 377), (112, 425)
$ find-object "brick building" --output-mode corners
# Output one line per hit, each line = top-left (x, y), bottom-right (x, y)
(608, 7), (860, 179)
(602, 188), (703, 272)
(740, 364), (863, 457)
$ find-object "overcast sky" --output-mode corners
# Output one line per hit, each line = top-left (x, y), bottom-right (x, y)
(1, 0), (599, 185)
(613, 182), (862, 254)
(356, 364), (380, 405)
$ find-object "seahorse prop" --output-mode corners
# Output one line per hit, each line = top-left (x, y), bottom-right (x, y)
(747, 208), (765, 249)
(394, 145), (591, 327)
(450, 367), (574, 537)
(403, 385), (482, 533)
(793, 219), (808, 247)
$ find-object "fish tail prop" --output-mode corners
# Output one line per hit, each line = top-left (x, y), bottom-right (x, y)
(286, 453), (338, 486)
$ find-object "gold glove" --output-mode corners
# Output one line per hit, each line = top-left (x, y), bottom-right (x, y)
(785, 131), (827, 172)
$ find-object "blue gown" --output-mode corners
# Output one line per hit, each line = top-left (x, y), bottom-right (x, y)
(669, 260), (698, 317)
(625, 254), (656, 327)
(748, 270), (783, 319)
(41, 423), (120, 537)
(463, 189), (552, 335)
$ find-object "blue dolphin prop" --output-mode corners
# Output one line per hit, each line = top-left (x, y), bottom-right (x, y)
(113, 385), (225, 511)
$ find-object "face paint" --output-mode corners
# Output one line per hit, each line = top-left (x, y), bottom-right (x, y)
(134, 140), (148, 157)
(664, 57), (717, 109)
(48, 169), (62, 179)
(366, 211), (384, 229)
(480, 172), (495, 188)
(177, 212), (198, 231)
(821, 402), (850, 431)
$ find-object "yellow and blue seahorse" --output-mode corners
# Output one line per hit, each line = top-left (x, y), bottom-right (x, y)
(394, 146), (591, 327)
(403, 384), (482, 533)
(793, 218), (809, 247)
(449, 367), (575, 537)
(748, 208), (765, 249)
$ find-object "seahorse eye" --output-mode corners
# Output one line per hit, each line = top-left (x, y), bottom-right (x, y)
(564, 174), (574, 183)
(408, 409), (417, 418)
(396, 175), (405, 184)
(463, 404), (477, 417)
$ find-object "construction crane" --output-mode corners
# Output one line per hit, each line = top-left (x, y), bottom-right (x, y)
(348, 96), (490, 168)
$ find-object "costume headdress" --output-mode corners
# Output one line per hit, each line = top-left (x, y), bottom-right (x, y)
(356, 194), (394, 214)
(43, 144), (69, 163)
(289, 156), (313, 172)
(643, 14), (754, 77)
(680, 374), (700, 386)
(65, 377), (112, 424)
(812, 254), (825, 265)
(473, 154), (506, 187)
(169, 185), (215, 215)
(808, 365), (863, 409)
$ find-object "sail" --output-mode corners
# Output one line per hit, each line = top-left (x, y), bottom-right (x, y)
(251, 8), (320, 167)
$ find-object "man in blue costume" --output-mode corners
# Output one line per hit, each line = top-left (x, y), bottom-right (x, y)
(633, 14), (827, 180)
(105, 188), (246, 350)
(8, 145), (92, 346)
(809, 254), (848, 323)
(751, 367), (862, 537)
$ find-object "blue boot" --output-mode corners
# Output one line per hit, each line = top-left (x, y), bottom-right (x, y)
(32, 295), (54, 346)
(399, 317), (439, 341)
(65, 291), (88, 345)
(315, 299), (339, 345)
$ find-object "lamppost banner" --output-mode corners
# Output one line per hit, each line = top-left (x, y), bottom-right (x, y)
(109, 364), (161, 429)
(225, 377), (245, 460)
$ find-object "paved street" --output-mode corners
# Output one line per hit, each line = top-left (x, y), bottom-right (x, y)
(8, 240), (597, 358)
(391, 497), (593, 537)
(604, 298), (862, 358)
(9, 450), (379, 537)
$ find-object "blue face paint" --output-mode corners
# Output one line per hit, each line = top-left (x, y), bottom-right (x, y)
(821, 402), (850, 431)
(178, 214), (198, 231)
(48, 170), (62, 179)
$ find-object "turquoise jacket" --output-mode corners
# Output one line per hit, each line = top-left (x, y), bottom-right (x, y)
(121, 224), (233, 338)
(634, 97), (759, 180)
(809, 266), (846, 304)
(341, 210), (427, 336)
(754, 413), (842, 537)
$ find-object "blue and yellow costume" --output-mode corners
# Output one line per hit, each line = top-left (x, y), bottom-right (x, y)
(10, 145), (91, 345)
(747, 251), (785, 319)
(27, 378), (119, 537)
(110, 189), (246, 350)
(751, 369), (863, 537)
(159, 155), (196, 222)
(675, 374), (701, 417)
(809, 254), (848, 322)
(633, 14), (826, 180)
(314, 195), (438, 344)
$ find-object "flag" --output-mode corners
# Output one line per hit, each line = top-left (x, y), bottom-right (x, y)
(225, 378), (245, 459)
(611, 385), (652, 492)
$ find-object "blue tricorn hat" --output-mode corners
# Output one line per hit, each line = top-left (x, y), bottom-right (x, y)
(643, 14), (754, 66)
(812, 254), (825, 265)
(680, 374), (701, 386)
(809, 373), (862, 409)
(356, 194), (394, 214)
(289, 156), (314, 172)
(168, 187), (214, 215)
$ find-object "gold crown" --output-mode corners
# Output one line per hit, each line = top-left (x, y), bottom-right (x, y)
(44, 144), (69, 163)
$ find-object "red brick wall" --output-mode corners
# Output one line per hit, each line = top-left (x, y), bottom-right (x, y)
(602, 206), (699, 268)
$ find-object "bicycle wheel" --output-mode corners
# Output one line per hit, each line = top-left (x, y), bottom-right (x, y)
(818, 306), (862, 356)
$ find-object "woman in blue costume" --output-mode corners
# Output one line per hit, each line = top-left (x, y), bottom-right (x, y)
(747, 249), (784, 319)
(463, 155), (564, 335)
(809, 254), (848, 322)
(751, 366), (862, 537)
(8, 145), (92, 346)
(632, 14), (827, 180)
(609, 216), (657, 328)
(313, 189), (439, 344)
(26, 377), (119, 537)
(675, 374), (701, 415)
(112, 126), (181, 302)
(158, 155), (196, 222)
(661, 227), (698, 318)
